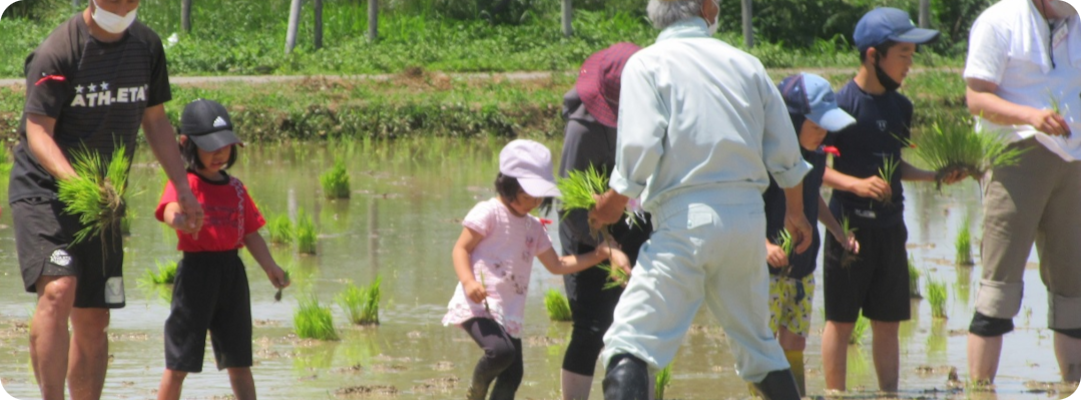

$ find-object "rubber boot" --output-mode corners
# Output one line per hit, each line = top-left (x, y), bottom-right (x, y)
(752, 369), (801, 400)
(784, 350), (806, 397)
(466, 380), (488, 400)
(602, 354), (649, 400)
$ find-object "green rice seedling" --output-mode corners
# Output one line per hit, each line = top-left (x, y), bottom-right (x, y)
(849, 314), (870, 345)
(555, 164), (608, 218)
(56, 144), (129, 245)
(839, 216), (859, 268)
(337, 276), (382, 325)
(267, 214), (295, 245)
(956, 219), (974, 266)
(908, 256), (922, 299)
(294, 294), (339, 341)
(544, 289), (572, 322)
(319, 159), (351, 199)
(477, 269), (491, 313)
(655, 363), (673, 400)
(274, 266), (291, 302)
(596, 263), (630, 290)
(296, 209), (317, 255)
(902, 123), (1026, 187)
(144, 259), (179, 285)
(773, 229), (795, 277)
(876, 154), (899, 205)
(927, 278), (948, 319)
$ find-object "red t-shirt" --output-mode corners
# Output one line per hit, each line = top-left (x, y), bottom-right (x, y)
(156, 171), (266, 252)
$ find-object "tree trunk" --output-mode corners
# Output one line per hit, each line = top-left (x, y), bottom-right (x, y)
(314, 0), (323, 49)
(367, 0), (378, 42)
(286, 0), (302, 54)
(918, 0), (931, 29)
(561, 0), (573, 37)
(181, 0), (192, 33)
(741, 0), (753, 48)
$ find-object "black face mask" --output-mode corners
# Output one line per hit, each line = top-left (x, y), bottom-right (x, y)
(874, 54), (901, 92)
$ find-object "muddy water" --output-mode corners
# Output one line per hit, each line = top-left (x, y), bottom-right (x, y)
(0, 139), (1076, 400)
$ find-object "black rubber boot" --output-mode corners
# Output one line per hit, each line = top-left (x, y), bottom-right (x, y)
(602, 354), (650, 400)
(752, 369), (801, 400)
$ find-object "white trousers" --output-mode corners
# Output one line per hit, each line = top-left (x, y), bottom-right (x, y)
(601, 187), (790, 383)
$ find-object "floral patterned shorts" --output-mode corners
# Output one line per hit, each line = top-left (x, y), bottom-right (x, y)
(769, 273), (816, 337)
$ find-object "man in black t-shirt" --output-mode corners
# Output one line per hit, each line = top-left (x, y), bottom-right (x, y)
(12, 1), (203, 399)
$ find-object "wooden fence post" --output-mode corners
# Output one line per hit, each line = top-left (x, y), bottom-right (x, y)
(181, 0), (192, 32)
(367, 0), (378, 42)
(286, 0), (302, 54)
(918, 0), (930, 28)
(561, 0), (573, 37)
(314, 0), (323, 49)
(741, 0), (753, 47)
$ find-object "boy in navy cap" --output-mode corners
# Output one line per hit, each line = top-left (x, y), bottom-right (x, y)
(819, 7), (962, 393)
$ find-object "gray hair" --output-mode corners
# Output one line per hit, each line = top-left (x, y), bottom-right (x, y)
(646, 0), (715, 30)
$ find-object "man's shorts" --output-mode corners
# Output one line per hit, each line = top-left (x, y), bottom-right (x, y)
(13, 197), (125, 308)
(165, 250), (253, 372)
(768, 273), (815, 337)
(823, 223), (910, 323)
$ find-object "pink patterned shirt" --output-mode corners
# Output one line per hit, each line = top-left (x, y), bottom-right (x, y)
(442, 198), (553, 337)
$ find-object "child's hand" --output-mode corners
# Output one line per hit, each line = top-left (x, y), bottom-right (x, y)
(832, 230), (860, 254)
(464, 280), (487, 304)
(264, 264), (290, 289)
(766, 242), (789, 268)
(608, 247), (632, 281)
(852, 176), (891, 201)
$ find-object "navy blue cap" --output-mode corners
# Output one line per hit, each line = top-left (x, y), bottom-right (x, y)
(854, 7), (939, 52)
(778, 73), (855, 133)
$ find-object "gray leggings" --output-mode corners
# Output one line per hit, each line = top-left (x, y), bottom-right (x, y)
(463, 318), (523, 400)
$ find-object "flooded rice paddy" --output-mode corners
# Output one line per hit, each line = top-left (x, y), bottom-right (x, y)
(0, 139), (1077, 399)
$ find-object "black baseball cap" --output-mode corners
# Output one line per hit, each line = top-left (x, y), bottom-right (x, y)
(180, 99), (242, 151)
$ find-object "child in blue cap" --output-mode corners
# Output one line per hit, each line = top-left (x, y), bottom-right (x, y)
(819, 7), (963, 393)
(762, 72), (858, 397)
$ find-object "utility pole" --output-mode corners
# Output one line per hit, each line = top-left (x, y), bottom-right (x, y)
(314, 0), (323, 49)
(286, 0), (302, 54)
(741, 0), (753, 48)
(368, 0), (378, 42)
(561, 0), (573, 37)
(919, 0), (931, 29)
(181, 0), (192, 32)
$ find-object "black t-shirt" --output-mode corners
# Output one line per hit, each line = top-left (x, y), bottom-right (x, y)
(9, 15), (171, 203)
(764, 147), (826, 279)
(827, 80), (912, 229)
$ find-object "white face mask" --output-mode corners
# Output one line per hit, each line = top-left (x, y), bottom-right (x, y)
(92, 0), (137, 34)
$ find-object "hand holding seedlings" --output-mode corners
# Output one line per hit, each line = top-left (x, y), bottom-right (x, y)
(849, 175), (891, 201)
(465, 273), (489, 311)
(765, 240), (789, 268)
(269, 264), (290, 301)
(1028, 107), (1071, 138)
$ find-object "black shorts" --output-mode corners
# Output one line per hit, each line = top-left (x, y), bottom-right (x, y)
(13, 197), (125, 308)
(164, 250), (253, 372)
(823, 223), (910, 323)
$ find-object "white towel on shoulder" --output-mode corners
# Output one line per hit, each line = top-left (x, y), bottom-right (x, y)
(1010, 0), (1081, 73)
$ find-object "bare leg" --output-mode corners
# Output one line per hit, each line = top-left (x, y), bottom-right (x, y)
(228, 367), (257, 400)
(1055, 333), (1081, 382)
(561, 369), (593, 400)
(967, 333), (1003, 383)
(68, 308), (110, 400)
(822, 321), (854, 392)
(156, 369), (187, 400)
(31, 276), (77, 400)
(870, 320), (900, 392)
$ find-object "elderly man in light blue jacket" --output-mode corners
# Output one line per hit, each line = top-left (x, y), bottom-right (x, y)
(589, 0), (813, 398)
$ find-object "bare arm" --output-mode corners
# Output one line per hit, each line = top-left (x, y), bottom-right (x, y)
(966, 78), (1070, 136)
(244, 232), (288, 288)
(536, 240), (612, 275)
(817, 195), (844, 240)
(25, 113), (76, 180)
(142, 104), (203, 234)
(453, 227), (487, 304)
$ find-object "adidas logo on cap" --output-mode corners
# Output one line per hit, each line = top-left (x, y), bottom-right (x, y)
(213, 116), (228, 128)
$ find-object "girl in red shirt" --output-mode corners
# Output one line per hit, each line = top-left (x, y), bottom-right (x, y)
(154, 99), (288, 400)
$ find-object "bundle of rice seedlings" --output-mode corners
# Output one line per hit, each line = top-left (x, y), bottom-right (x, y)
(555, 164), (608, 218)
(773, 229), (794, 277)
(876, 155), (900, 205)
(655, 364), (673, 400)
(927, 278), (948, 319)
(903, 123), (1026, 187)
(908, 256), (922, 299)
(849, 315), (870, 345)
(267, 214), (295, 245)
(337, 276), (382, 325)
(296, 209), (317, 255)
(319, 159), (350, 200)
(143, 259), (178, 285)
(56, 144), (129, 245)
(544, 289), (572, 321)
(596, 263), (630, 290)
(294, 294), (339, 340)
(839, 216), (859, 268)
(955, 219), (974, 266)
(274, 266), (291, 302)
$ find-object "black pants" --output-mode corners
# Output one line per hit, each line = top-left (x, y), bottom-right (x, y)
(560, 214), (652, 376)
(463, 318), (523, 400)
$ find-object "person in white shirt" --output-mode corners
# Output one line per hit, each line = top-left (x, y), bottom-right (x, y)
(964, 0), (1081, 385)
(589, 0), (814, 398)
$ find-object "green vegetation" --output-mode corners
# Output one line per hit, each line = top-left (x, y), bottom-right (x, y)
(596, 263), (629, 290)
(773, 229), (795, 276)
(319, 159), (351, 199)
(555, 164), (608, 218)
(294, 294), (339, 340)
(903, 122), (1025, 186)
(655, 364), (673, 400)
(267, 214), (295, 245)
(56, 144), (129, 245)
(956, 218), (974, 266)
(296, 209), (317, 255)
(908, 256), (922, 299)
(337, 276), (382, 326)
(544, 289), (572, 322)
(143, 259), (179, 285)
(849, 315), (869, 345)
(927, 278), (949, 319)
(275, 266), (292, 302)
